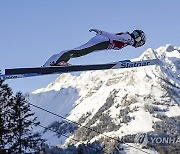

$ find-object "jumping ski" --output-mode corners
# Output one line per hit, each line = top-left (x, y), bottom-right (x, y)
(0, 59), (160, 80)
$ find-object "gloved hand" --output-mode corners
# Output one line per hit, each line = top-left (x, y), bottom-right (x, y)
(89, 29), (102, 35)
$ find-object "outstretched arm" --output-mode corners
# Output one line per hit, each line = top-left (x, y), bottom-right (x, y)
(89, 29), (133, 45)
(89, 29), (116, 39)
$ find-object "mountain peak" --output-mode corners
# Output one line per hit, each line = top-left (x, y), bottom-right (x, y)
(29, 45), (180, 153)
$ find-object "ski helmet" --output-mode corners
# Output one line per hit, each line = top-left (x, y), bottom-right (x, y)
(130, 30), (146, 48)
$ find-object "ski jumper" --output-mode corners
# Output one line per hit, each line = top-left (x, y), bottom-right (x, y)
(43, 31), (134, 67)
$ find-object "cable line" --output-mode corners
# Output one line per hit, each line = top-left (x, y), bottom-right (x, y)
(29, 121), (106, 154)
(29, 102), (150, 154)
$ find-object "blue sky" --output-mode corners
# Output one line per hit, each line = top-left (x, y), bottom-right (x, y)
(0, 0), (180, 93)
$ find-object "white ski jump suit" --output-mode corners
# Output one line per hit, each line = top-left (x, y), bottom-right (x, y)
(43, 31), (134, 67)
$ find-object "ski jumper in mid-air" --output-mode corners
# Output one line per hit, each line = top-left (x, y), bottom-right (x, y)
(43, 29), (146, 66)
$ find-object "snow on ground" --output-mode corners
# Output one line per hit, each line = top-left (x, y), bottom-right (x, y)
(165, 105), (180, 117)
(120, 109), (154, 134)
(120, 143), (159, 154)
(29, 86), (80, 130)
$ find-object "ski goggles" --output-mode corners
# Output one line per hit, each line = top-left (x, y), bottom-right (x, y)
(132, 31), (142, 42)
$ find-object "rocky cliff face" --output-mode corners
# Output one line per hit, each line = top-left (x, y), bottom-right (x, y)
(29, 44), (180, 153)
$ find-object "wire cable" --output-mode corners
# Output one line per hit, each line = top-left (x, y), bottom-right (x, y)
(32, 121), (106, 154)
(29, 102), (150, 154)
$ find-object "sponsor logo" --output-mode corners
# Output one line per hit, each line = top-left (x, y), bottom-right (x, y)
(121, 61), (150, 68)
(0, 75), (19, 80)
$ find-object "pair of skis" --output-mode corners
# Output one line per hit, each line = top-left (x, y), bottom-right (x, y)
(0, 59), (160, 80)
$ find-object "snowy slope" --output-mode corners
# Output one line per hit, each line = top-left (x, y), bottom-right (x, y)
(28, 44), (180, 153)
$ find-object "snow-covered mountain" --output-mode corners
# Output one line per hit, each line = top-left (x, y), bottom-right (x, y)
(28, 44), (180, 153)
